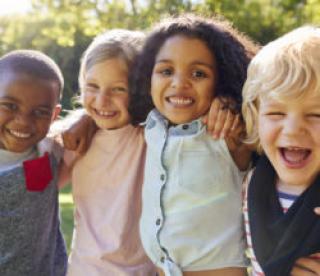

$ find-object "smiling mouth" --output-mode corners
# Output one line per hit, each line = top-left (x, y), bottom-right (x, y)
(94, 109), (118, 118)
(8, 129), (32, 139)
(280, 147), (311, 167)
(166, 96), (194, 107)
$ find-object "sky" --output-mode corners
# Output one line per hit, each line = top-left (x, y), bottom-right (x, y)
(0, 0), (156, 15)
(0, 0), (32, 15)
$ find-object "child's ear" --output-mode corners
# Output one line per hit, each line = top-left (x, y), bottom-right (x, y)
(51, 104), (62, 121)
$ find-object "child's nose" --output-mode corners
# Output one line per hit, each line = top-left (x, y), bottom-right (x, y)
(96, 91), (112, 107)
(14, 113), (33, 127)
(283, 116), (304, 136)
(171, 73), (189, 90)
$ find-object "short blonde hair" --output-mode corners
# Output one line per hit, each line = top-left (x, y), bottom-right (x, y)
(78, 29), (145, 93)
(242, 26), (320, 151)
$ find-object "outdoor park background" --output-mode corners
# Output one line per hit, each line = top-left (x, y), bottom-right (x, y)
(1, 0), (319, 252)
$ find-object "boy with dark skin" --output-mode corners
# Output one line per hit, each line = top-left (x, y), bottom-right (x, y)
(0, 50), (67, 276)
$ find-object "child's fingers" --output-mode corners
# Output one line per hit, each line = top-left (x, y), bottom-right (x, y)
(220, 111), (243, 139)
(211, 105), (228, 139)
(314, 207), (320, 215)
(229, 116), (246, 142)
(201, 114), (208, 125)
(219, 110), (234, 138)
(311, 253), (320, 259)
(76, 123), (97, 154)
(62, 114), (97, 153)
(291, 257), (320, 275)
(205, 97), (241, 139)
(76, 136), (88, 155)
(62, 132), (78, 151)
(206, 98), (220, 133)
(291, 265), (318, 276)
(231, 114), (241, 131)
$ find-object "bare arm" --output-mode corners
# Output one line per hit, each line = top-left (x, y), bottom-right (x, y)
(62, 109), (97, 154)
(225, 120), (253, 171)
(57, 149), (80, 189)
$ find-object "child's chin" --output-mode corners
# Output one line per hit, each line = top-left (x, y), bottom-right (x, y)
(97, 121), (121, 130)
(166, 114), (195, 125)
(8, 145), (33, 153)
(277, 170), (314, 190)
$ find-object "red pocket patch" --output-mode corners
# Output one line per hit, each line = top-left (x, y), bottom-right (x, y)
(23, 152), (53, 192)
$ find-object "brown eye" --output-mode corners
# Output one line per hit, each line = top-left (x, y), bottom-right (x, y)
(308, 113), (320, 118)
(160, 68), (173, 76)
(192, 70), (207, 78)
(0, 102), (18, 111)
(111, 87), (127, 93)
(33, 109), (52, 118)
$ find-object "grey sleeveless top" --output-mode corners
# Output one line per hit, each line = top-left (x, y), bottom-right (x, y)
(0, 152), (67, 276)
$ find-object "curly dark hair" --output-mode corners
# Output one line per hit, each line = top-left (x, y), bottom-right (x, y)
(129, 14), (259, 125)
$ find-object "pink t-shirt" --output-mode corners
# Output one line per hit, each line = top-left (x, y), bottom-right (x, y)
(67, 125), (156, 276)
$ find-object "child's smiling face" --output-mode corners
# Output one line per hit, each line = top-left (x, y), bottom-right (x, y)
(258, 92), (320, 191)
(151, 35), (217, 124)
(83, 58), (130, 130)
(0, 71), (60, 153)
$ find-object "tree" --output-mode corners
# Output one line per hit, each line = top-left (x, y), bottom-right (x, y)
(1, 0), (319, 109)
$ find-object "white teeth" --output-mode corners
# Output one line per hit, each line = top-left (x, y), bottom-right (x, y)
(286, 147), (304, 151)
(168, 97), (193, 105)
(9, 130), (31, 138)
(96, 110), (116, 116)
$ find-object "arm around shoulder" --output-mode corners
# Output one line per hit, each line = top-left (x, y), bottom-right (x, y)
(57, 149), (79, 189)
(225, 133), (253, 172)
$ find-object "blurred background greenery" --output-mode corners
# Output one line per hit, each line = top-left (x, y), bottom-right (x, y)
(1, 0), (319, 252)
(59, 185), (74, 253)
(1, 0), (320, 111)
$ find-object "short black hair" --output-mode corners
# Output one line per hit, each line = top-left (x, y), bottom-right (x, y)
(0, 50), (64, 100)
(129, 14), (259, 125)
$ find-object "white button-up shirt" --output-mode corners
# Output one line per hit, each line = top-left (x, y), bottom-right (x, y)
(140, 109), (248, 276)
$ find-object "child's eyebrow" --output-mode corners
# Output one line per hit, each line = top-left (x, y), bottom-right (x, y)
(190, 61), (215, 70)
(260, 102), (284, 110)
(155, 59), (215, 70)
(154, 59), (172, 64)
(0, 95), (54, 109)
(36, 104), (53, 110)
(0, 95), (17, 101)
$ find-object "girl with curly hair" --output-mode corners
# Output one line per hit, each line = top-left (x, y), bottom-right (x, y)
(132, 14), (258, 276)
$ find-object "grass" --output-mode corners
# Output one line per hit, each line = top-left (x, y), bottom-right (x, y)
(59, 185), (74, 254)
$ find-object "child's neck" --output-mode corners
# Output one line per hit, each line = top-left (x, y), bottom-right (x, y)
(276, 178), (309, 196)
(167, 119), (199, 127)
(103, 123), (131, 131)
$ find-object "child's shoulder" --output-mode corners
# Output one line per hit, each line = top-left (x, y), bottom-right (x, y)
(37, 137), (63, 162)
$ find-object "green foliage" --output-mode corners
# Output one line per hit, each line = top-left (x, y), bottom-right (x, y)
(198, 0), (318, 44)
(0, 0), (319, 111)
(59, 185), (74, 253)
